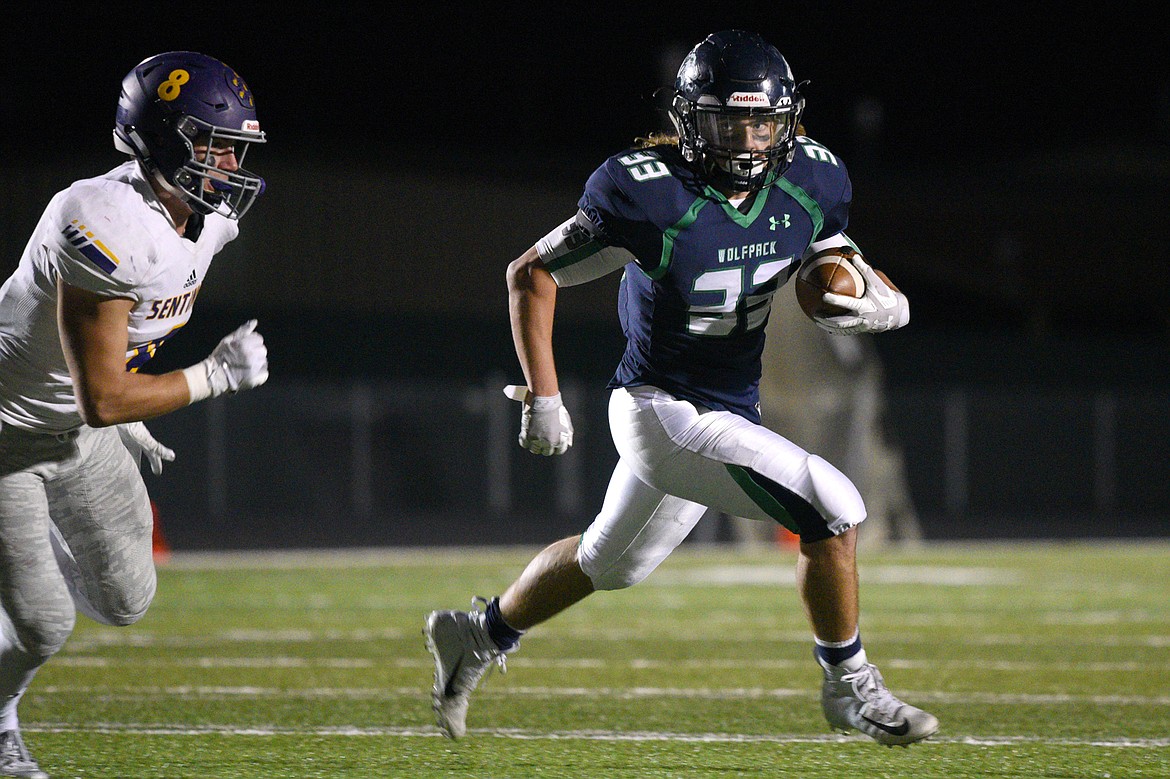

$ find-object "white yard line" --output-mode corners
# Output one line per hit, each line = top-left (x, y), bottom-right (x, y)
(61, 628), (1170, 650)
(33, 684), (1170, 706)
(21, 722), (1170, 748)
(51, 655), (1155, 673)
(649, 565), (1022, 586)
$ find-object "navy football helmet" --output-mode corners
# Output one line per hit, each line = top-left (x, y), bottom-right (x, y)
(114, 51), (266, 220)
(669, 30), (805, 193)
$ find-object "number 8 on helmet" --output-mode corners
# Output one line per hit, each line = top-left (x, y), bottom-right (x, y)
(112, 51), (267, 220)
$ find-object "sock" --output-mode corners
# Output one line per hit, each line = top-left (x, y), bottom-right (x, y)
(483, 596), (524, 652)
(814, 630), (867, 672)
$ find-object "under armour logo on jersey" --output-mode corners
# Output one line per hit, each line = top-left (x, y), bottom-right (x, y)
(769, 215), (790, 231)
(183, 270), (198, 289)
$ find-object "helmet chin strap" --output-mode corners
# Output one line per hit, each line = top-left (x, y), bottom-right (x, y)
(112, 129), (139, 157)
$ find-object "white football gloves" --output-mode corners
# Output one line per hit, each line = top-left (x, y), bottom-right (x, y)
(504, 384), (574, 456)
(815, 254), (910, 335)
(116, 421), (175, 475)
(183, 319), (269, 403)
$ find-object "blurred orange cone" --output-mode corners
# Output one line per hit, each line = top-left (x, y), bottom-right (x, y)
(151, 500), (172, 563)
(776, 525), (800, 548)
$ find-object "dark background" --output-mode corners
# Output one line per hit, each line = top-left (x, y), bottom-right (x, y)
(7, 5), (1167, 166)
(2, 4), (1169, 547)
(5, 4), (1168, 332)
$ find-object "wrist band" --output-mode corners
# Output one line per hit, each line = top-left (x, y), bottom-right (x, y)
(530, 393), (562, 411)
(181, 363), (212, 404)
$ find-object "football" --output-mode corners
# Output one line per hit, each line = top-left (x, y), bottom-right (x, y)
(794, 247), (866, 320)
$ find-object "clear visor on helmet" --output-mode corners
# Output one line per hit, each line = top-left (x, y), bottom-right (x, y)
(174, 115), (266, 220)
(694, 110), (794, 153)
(693, 108), (796, 181)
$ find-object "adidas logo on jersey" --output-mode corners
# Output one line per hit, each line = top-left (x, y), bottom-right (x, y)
(183, 270), (197, 289)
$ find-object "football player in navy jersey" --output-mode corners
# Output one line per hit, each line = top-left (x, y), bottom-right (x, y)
(0, 52), (269, 777)
(426, 30), (936, 746)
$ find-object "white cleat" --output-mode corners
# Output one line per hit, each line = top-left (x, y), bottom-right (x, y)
(821, 662), (939, 746)
(423, 601), (508, 739)
(0, 730), (48, 779)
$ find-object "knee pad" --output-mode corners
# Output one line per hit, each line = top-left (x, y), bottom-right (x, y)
(98, 598), (152, 627)
(93, 571), (156, 627)
(578, 536), (662, 591)
(76, 566), (156, 628)
(805, 454), (867, 535)
(580, 555), (657, 591)
(577, 491), (704, 591)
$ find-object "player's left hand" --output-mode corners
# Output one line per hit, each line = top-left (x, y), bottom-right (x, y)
(116, 421), (176, 475)
(816, 254), (909, 335)
(504, 385), (574, 456)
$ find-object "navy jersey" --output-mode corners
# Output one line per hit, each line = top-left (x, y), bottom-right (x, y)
(572, 137), (852, 423)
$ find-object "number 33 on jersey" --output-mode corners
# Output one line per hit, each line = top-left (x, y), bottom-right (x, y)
(536, 134), (852, 423)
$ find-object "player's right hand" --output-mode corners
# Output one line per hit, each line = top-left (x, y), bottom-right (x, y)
(504, 385), (574, 456)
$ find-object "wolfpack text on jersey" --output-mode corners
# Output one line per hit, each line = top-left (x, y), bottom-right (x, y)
(536, 136), (852, 422)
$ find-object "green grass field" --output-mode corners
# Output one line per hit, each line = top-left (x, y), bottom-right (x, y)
(19, 539), (1170, 778)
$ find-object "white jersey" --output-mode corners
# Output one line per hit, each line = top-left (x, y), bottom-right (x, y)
(0, 161), (238, 433)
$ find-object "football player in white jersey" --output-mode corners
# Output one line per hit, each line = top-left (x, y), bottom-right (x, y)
(0, 52), (270, 778)
(425, 31), (937, 748)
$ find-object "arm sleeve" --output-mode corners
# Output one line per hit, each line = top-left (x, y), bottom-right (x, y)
(536, 210), (636, 287)
(806, 231), (862, 259)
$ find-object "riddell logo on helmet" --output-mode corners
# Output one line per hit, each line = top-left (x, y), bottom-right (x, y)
(728, 92), (769, 106)
(242, 120), (260, 132)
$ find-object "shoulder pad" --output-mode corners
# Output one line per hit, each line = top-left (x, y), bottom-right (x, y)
(52, 179), (147, 292)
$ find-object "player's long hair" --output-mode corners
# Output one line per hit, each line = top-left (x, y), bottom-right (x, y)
(634, 132), (680, 148)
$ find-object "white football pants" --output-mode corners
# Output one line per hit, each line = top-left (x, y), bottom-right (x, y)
(0, 423), (156, 730)
(579, 386), (866, 590)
